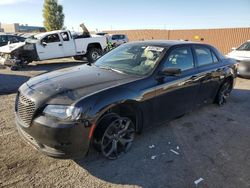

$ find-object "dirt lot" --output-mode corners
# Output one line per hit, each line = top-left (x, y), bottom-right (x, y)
(0, 60), (250, 188)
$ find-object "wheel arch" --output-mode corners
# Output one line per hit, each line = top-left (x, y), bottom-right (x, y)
(87, 43), (102, 51)
(214, 75), (234, 104)
(93, 100), (144, 139)
(222, 75), (234, 88)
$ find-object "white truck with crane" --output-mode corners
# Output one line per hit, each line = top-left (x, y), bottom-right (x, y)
(0, 23), (107, 70)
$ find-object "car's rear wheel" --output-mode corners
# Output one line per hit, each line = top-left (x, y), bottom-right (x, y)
(216, 80), (233, 106)
(86, 48), (102, 63)
(94, 114), (135, 160)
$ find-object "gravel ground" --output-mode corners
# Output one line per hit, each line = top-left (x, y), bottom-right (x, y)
(0, 60), (250, 188)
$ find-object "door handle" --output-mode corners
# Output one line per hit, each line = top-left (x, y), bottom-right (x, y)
(59, 44), (63, 46)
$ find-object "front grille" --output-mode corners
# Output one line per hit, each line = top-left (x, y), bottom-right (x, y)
(16, 93), (36, 127)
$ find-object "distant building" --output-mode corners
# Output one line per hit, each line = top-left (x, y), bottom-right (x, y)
(0, 23), (45, 33)
(0, 23), (3, 32)
(19, 24), (46, 32)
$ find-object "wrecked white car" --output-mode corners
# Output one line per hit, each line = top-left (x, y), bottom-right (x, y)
(0, 25), (107, 70)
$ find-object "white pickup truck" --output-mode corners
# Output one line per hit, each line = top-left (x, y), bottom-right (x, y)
(0, 29), (107, 69)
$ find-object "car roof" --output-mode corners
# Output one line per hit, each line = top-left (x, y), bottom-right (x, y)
(111, 34), (127, 36)
(0, 34), (22, 37)
(128, 40), (203, 47)
(34, 30), (66, 39)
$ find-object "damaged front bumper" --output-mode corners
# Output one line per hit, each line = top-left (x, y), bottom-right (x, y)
(0, 56), (6, 65)
(0, 55), (21, 66)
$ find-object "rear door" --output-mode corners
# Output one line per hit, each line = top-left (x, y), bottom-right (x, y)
(36, 33), (64, 60)
(155, 45), (200, 123)
(193, 45), (224, 106)
(60, 31), (76, 57)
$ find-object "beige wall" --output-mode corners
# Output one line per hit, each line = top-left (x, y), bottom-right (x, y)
(105, 28), (250, 54)
(1, 23), (19, 33)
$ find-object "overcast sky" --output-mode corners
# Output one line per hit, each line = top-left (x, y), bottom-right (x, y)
(0, 0), (249, 31)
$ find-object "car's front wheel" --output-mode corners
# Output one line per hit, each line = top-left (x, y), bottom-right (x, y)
(94, 113), (135, 159)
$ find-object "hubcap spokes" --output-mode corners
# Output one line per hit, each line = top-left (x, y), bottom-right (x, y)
(101, 118), (135, 159)
(92, 52), (99, 60)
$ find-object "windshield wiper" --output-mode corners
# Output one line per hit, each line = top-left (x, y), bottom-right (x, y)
(110, 68), (125, 74)
(98, 65), (111, 70)
(98, 65), (126, 74)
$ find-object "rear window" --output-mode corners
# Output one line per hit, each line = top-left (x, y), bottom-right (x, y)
(211, 51), (219, 63)
(194, 46), (214, 66)
(237, 42), (250, 51)
(60, 32), (70, 41)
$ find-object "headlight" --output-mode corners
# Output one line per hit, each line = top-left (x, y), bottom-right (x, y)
(43, 105), (82, 120)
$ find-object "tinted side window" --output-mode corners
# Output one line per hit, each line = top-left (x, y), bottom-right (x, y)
(237, 42), (250, 51)
(164, 47), (194, 71)
(119, 35), (125, 39)
(42, 34), (60, 43)
(111, 35), (119, 40)
(8, 35), (20, 43)
(194, 46), (213, 66)
(0, 35), (8, 43)
(60, 32), (69, 41)
(211, 51), (219, 63)
(18, 36), (26, 42)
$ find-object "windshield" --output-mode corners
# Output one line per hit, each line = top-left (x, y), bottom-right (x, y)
(237, 42), (250, 51)
(25, 34), (43, 43)
(95, 43), (165, 76)
(26, 33), (45, 41)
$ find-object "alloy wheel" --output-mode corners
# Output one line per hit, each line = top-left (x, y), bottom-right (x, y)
(101, 117), (135, 160)
(218, 82), (232, 106)
(91, 51), (100, 60)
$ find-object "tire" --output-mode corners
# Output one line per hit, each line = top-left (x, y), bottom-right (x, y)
(10, 65), (19, 71)
(215, 79), (233, 106)
(86, 48), (102, 63)
(93, 113), (136, 160)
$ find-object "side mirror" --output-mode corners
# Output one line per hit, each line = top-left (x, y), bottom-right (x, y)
(160, 67), (181, 76)
(41, 41), (47, 47)
(231, 47), (236, 51)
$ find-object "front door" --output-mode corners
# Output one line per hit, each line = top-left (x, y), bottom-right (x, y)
(36, 33), (64, 60)
(155, 46), (200, 123)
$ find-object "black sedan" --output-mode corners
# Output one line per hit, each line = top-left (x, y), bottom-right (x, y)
(0, 34), (26, 47)
(15, 41), (237, 159)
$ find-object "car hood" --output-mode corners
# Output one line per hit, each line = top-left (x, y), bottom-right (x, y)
(0, 42), (26, 53)
(227, 50), (250, 61)
(26, 65), (139, 103)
